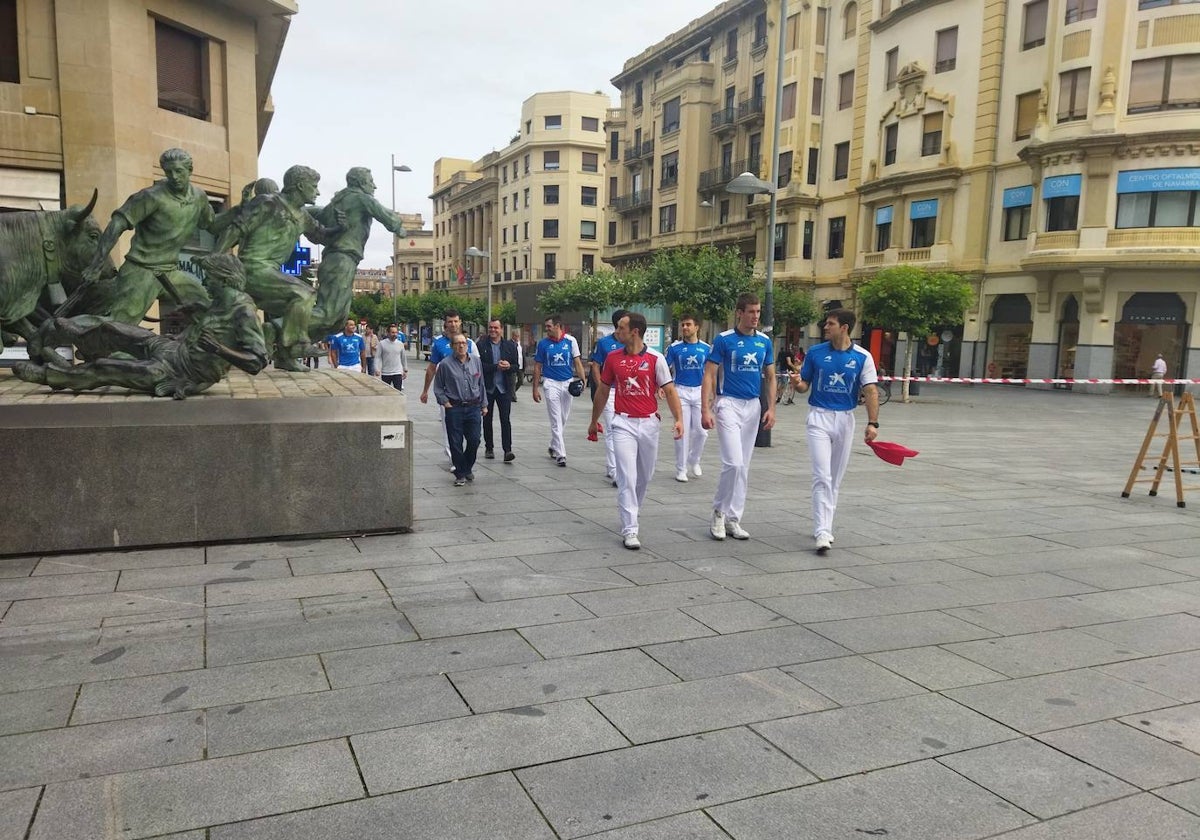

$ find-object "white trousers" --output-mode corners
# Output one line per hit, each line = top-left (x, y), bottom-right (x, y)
(712, 397), (760, 522)
(612, 414), (659, 536)
(436, 404), (451, 460)
(673, 384), (708, 472)
(543, 378), (573, 458)
(807, 407), (856, 537)
(601, 390), (616, 474)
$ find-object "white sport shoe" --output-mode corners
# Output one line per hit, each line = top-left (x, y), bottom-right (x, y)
(709, 509), (726, 540)
(815, 532), (833, 551)
(690, 464), (703, 478)
(725, 519), (750, 540)
(675, 470), (689, 482)
(623, 533), (641, 550)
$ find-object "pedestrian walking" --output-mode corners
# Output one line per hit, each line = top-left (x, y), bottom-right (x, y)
(362, 325), (379, 375)
(777, 344), (800, 404)
(327, 318), (365, 372)
(377, 323), (408, 391)
(701, 293), (776, 541)
(477, 318), (519, 462)
(793, 308), (879, 551)
(1150, 354), (1168, 397)
(590, 309), (628, 486)
(420, 309), (477, 468)
(512, 338), (524, 401)
(588, 312), (683, 550)
(665, 313), (711, 482)
(533, 315), (587, 467)
(433, 335), (487, 486)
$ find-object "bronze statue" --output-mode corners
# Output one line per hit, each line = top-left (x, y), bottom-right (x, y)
(14, 254), (267, 399)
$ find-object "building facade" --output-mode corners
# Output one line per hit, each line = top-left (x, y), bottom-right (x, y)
(392, 212), (433, 296)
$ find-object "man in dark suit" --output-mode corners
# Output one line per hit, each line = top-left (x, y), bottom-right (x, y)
(476, 317), (520, 462)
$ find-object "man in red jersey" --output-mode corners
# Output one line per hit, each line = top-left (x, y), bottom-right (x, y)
(588, 312), (683, 550)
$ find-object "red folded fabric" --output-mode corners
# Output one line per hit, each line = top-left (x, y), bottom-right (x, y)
(866, 439), (919, 466)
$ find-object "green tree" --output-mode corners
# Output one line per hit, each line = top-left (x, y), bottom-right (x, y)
(639, 245), (754, 328)
(857, 266), (975, 401)
(764, 282), (819, 335)
(536, 268), (643, 353)
(493, 300), (517, 326)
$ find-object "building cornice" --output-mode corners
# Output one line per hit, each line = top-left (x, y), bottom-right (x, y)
(611, 0), (760, 87)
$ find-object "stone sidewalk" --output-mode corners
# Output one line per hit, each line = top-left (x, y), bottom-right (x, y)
(3, 371), (1200, 838)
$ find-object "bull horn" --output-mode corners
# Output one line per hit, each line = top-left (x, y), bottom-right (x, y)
(72, 188), (99, 226)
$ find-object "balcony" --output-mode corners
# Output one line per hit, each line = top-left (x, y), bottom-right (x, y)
(1106, 228), (1200, 248)
(612, 191), (653, 214)
(857, 243), (951, 269)
(698, 156), (760, 191)
(1031, 231), (1080, 250)
(622, 139), (655, 165)
(710, 106), (736, 133)
(736, 96), (765, 125)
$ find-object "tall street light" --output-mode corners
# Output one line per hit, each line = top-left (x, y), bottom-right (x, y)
(389, 154), (411, 324)
(465, 239), (492, 324)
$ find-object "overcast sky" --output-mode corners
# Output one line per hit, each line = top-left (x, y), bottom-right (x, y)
(258, 0), (720, 270)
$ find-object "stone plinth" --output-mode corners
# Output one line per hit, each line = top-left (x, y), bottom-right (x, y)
(0, 369), (413, 556)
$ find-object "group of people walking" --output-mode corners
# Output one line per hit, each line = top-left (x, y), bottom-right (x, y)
(410, 298), (881, 552)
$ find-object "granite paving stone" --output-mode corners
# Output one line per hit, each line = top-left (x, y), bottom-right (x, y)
(449, 649), (678, 712)
(322, 630), (542, 688)
(642, 625), (849, 680)
(116, 560), (293, 591)
(31, 547), (205, 576)
(760, 582), (973, 623)
(469, 568), (633, 601)
(944, 598), (1121, 636)
(0, 685), (78, 736)
(205, 570), (383, 606)
(0, 586), (204, 626)
(353, 699), (628, 793)
(207, 773), (554, 840)
(680, 600), (794, 633)
(981, 793), (1200, 838)
(403, 594), (594, 638)
(287, 546), (444, 575)
(1037, 720), (1200, 789)
(374, 556), (533, 586)
(570, 580), (743, 616)
(518, 610), (716, 658)
(0, 557), (37, 579)
(433, 536), (575, 560)
(716, 570), (871, 599)
(0, 571), (117, 601)
(0, 636), (202, 691)
(708, 759), (1033, 840)
(205, 538), (360, 562)
(517, 727), (814, 838)
(72, 655), (328, 724)
(206, 611), (417, 666)
(0, 788), (39, 840)
(1158, 780), (1200, 818)
(1053, 562), (1194, 589)
(581, 813), (732, 839)
(1066, 584), (1200, 620)
(0, 710), (204, 791)
(28, 740), (363, 840)
(1120, 702), (1200, 753)
(781, 655), (927, 706)
(944, 628), (1149, 677)
(804, 610), (996, 653)
(1079, 613), (1200, 656)
(838, 559), (988, 586)
(752, 693), (1017, 779)
(1096, 650), (1200, 702)
(611, 562), (702, 585)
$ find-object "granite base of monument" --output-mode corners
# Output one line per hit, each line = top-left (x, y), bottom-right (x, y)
(0, 369), (413, 556)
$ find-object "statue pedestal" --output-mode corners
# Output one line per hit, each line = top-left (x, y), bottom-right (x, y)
(0, 369), (413, 556)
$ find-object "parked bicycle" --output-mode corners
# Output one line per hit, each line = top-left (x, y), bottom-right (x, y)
(861, 375), (892, 406)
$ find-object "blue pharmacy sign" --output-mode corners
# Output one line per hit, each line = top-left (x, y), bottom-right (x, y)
(1116, 168), (1200, 194)
(909, 199), (938, 219)
(1002, 185), (1034, 208)
(1042, 174), (1081, 198)
(875, 205), (894, 225)
(281, 242), (312, 276)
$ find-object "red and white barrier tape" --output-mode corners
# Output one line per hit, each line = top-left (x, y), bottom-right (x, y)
(877, 376), (1200, 385)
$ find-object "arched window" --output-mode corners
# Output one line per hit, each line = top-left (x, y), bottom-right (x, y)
(844, 2), (858, 39)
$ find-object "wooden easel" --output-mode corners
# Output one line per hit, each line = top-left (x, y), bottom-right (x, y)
(1123, 392), (1200, 508)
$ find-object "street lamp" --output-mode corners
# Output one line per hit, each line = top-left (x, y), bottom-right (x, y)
(699, 198), (714, 245)
(465, 240), (492, 324)
(389, 154), (411, 324)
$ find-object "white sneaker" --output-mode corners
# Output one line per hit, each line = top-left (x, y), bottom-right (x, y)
(725, 520), (750, 540)
(623, 533), (641, 550)
(709, 509), (726, 540)
(690, 464), (702, 478)
(675, 470), (689, 482)
(815, 532), (833, 551)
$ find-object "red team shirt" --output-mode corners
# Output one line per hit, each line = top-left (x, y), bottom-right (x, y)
(601, 347), (672, 418)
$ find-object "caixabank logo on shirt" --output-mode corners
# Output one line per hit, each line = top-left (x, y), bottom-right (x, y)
(733, 338), (767, 373)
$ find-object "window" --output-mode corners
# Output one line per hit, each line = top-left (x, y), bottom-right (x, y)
(582, 254), (595, 274)
(754, 13), (767, 47)
(778, 151), (793, 188)
(828, 216), (846, 258)
(545, 115), (562, 130)
(816, 8), (828, 46)
(1046, 196), (1079, 231)
(582, 116), (599, 131)
(1057, 68), (1090, 122)
(502, 197), (509, 214)
(769, 223), (786, 261)
(659, 204), (677, 234)
(885, 48), (899, 90)
(155, 19), (208, 120)
(661, 152), (679, 187)
(935, 27), (957, 73)
(525, 120), (532, 135)
(782, 82), (797, 120)
(838, 71), (854, 110)
(543, 150), (560, 171)
(753, 72), (766, 103)
(608, 176), (618, 202)
(726, 27), (738, 61)
(811, 77), (824, 115)
(1015, 90), (1040, 140)
(544, 185), (559, 205)
(803, 220), (814, 258)
(524, 154), (530, 174)
(581, 186), (598, 207)
(610, 131), (620, 160)
(524, 187), (530, 206)
(581, 220), (597, 240)
(748, 134), (762, 168)
(631, 219), (640, 239)
(1116, 176), (1200, 227)
(875, 206), (893, 251)
(1065, 0), (1097, 23)
(843, 2), (857, 39)
(1004, 205), (1031, 240)
(502, 228), (508, 245)
(922, 112), (943, 156)
(512, 191), (518, 209)
(634, 81), (643, 108)
(807, 148), (819, 184)
(1129, 55), (1200, 114)
(0, 0), (17, 82)
(786, 13), (800, 52)
(1023, 0), (1047, 49)
(884, 124), (898, 166)
(833, 142), (849, 180)
(662, 96), (681, 134)
(523, 221), (529, 239)
(607, 221), (617, 245)
(543, 219), (559, 238)
(502, 167), (508, 185)
(513, 224), (518, 241)
(582, 152), (599, 173)
(719, 199), (730, 224)
(544, 253), (556, 280)
(910, 216), (935, 247)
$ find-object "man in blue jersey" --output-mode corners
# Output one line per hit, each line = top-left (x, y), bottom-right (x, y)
(533, 314), (586, 467)
(793, 308), (879, 552)
(327, 318), (365, 372)
(420, 309), (477, 467)
(665, 313), (711, 483)
(589, 309), (628, 485)
(701, 293), (775, 541)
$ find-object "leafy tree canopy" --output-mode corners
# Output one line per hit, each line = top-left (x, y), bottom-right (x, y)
(639, 245), (754, 324)
(857, 266), (974, 337)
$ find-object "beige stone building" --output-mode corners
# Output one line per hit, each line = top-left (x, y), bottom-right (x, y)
(608, 0), (1200, 388)
(391, 212), (433, 297)
(430, 91), (611, 312)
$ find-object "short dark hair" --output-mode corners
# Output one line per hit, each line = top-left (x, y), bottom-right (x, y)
(443, 309), (460, 319)
(611, 308), (629, 328)
(546, 314), (563, 327)
(827, 308), (857, 331)
(678, 312), (700, 326)
(489, 318), (502, 327)
(626, 312), (647, 337)
(735, 292), (760, 312)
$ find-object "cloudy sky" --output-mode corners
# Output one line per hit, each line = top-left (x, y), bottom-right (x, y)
(258, 0), (720, 270)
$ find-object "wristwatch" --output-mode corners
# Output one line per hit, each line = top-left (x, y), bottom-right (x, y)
(867, 421), (880, 428)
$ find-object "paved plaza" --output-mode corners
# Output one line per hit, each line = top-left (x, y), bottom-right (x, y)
(4, 365), (1200, 839)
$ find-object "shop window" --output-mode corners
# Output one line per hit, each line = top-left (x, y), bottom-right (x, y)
(1116, 190), (1200, 228)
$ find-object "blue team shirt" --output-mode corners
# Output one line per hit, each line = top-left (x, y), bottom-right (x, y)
(665, 339), (712, 388)
(329, 333), (365, 366)
(800, 341), (878, 411)
(430, 334), (476, 364)
(535, 334), (581, 381)
(708, 328), (772, 400)
(590, 333), (621, 368)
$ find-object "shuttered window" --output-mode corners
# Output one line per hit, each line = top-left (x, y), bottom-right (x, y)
(1015, 91), (1040, 140)
(0, 0), (18, 83)
(156, 19), (208, 120)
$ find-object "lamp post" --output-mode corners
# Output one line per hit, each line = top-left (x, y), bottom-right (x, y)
(465, 240), (492, 324)
(389, 155), (412, 324)
(700, 197), (714, 245)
